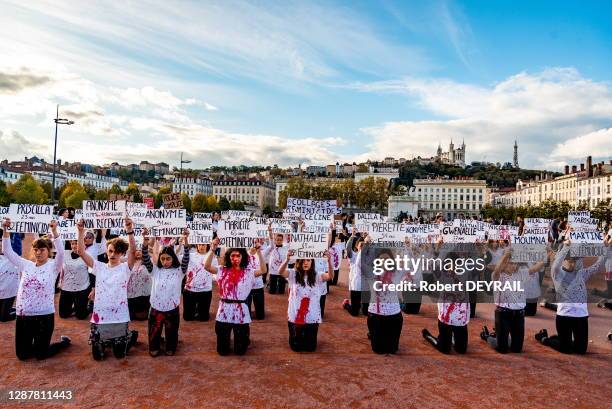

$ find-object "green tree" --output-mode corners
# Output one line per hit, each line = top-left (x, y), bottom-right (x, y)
(94, 189), (109, 200)
(108, 184), (123, 196)
(125, 182), (143, 203)
(219, 196), (231, 211)
(192, 193), (207, 213)
(0, 180), (12, 206)
(65, 190), (89, 209)
(230, 200), (245, 210)
(181, 193), (192, 213)
(262, 205), (272, 216)
(59, 181), (86, 208)
(84, 184), (98, 199)
(7, 174), (48, 204)
(206, 195), (220, 212)
(591, 198), (611, 226)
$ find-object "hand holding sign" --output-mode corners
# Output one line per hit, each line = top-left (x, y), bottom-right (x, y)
(210, 237), (220, 251)
(2, 218), (10, 232)
(49, 219), (59, 238)
(286, 249), (295, 261)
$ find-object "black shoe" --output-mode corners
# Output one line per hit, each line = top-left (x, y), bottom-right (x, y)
(535, 329), (548, 342)
(421, 329), (431, 339)
(367, 332), (372, 340)
(480, 326), (490, 341)
(129, 330), (139, 347)
(607, 332), (611, 342)
(60, 335), (72, 346)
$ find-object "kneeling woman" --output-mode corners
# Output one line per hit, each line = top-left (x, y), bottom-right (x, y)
(77, 219), (138, 360)
(205, 238), (266, 355)
(279, 250), (334, 352)
(2, 219), (71, 360)
(141, 229), (190, 356)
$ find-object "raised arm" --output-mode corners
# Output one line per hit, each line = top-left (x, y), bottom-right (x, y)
(492, 248), (511, 281)
(140, 228), (154, 273)
(320, 250), (334, 282)
(580, 246), (608, 280)
(77, 219), (95, 269)
(346, 232), (356, 259)
(1, 219), (26, 271)
(551, 244), (570, 280)
(278, 249), (292, 278)
(180, 228), (190, 274)
(49, 220), (64, 275)
(253, 239), (267, 277)
(204, 238), (219, 275)
(125, 218), (136, 270)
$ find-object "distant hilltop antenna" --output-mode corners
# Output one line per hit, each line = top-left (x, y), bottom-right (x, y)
(513, 140), (519, 168)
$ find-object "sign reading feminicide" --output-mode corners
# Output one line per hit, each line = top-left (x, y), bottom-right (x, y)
(368, 222), (407, 243)
(82, 200), (127, 229)
(188, 220), (213, 244)
(569, 230), (606, 257)
(57, 218), (78, 241)
(216, 219), (260, 248)
(289, 233), (327, 259)
(286, 197), (340, 215)
(270, 218), (294, 234)
(162, 193), (183, 209)
(6, 204), (54, 234)
(143, 209), (187, 237)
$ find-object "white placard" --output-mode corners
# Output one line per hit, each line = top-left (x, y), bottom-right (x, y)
(368, 222), (407, 243)
(6, 204), (54, 234)
(82, 200), (127, 230)
(216, 219), (260, 248)
(289, 232), (327, 259)
(188, 220), (213, 244)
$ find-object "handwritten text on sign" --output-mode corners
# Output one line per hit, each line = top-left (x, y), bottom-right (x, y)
(289, 233), (327, 259)
(6, 204), (54, 234)
(216, 219), (260, 248)
(82, 200), (127, 229)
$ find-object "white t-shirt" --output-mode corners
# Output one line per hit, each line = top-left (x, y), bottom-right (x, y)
(85, 239), (106, 273)
(127, 261), (152, 298)
(437, 302), (470, 326)
(524, 262), (542, 299)
(185, 251), (216, 292)
(330, 242), (345, 270)
(494, 267), (529, 310)
(368, 270), (402, 316)
(0, 255), (19, 299)
(3, 237), (63, 316)
(349, 251), (362, 291)
(150, 266), (185, 312)
(315, 258), (328, 296)
(61, 251), (90, 292)
(91, 260), (131, 324)
(248, 253), (264, 290)
(287, 268), (324, 324)
(265, 245), (288, 276)
(215, 266), (256, 324)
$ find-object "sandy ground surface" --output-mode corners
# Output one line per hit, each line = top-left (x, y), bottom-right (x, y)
(0, 259), (610, 409)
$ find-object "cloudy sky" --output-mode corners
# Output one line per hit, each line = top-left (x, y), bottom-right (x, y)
(0, 0), (611, 170)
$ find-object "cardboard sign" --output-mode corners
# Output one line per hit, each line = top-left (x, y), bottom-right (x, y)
(188, 220), (213, 244)
(0, 206), (8, 216)
(82, 200), (127, 230)
(368, 222), (407, 243)
(303, 213), (332, 222)
(270, 218), (294, 234)
(6, 204), (54, 234)
(192, 212), (213, 220)
(486, 224), (518, 241)
(511, 244), (547, 263)
(524, 218), (551, 229)
(126, 202), (148, 226)
(405, 224), (439, 244)
(143, 209), (187, 237)
(163, 193), (183, 209)
(568, 211), (598, 231)
(289, 232), (328, 259)
(569, 231), (605, 257)
(143, 197), (155, 209)
(221, 210), (251, 219)
(286, 197), (340, 215)
(216, 219), (260, 248)
(57, 218), (78, 241)
(440, 220), (483, 243)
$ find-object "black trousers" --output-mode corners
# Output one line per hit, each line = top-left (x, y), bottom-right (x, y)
(0, 297), (16, 322)
(58, 289), (90, 320)
(331, 269), (339, 285)
(215, 321), (250, 356)
(367, 312), (403, 354)
(288, 322), (319, 352)
(320, 294), (326, 318)
(148, 307), (180, 353)
(525, 299), (538, 316)
(401, 292), (422, 314)
(543, 315), (589, 354)
(15, 314), (68, 360)
(345, 290), (369, 316)
(493, 307), (525, 353)
(183, 290), (212, 321)
(424, 320), (468, 354)
(247, 288), (265, 320)
(268, 275), (286, 294)
(128, 296), (150, 321)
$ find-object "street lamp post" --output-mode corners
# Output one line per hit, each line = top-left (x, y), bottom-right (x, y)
(51, 104), (74, 203)
(179, 152), (191, 194)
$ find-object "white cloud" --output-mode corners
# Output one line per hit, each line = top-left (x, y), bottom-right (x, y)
(204, 103), (218, 111)
(353, 68), (612, 169)
(550, 128), (612, 162)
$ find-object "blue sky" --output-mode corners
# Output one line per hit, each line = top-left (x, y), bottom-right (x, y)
(0, 0), (610, 170)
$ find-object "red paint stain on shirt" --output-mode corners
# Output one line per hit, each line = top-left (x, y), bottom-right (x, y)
(93, 312), (100, 323)
(294, 297), (310, 325)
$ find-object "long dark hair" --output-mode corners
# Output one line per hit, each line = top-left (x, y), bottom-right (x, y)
(157, 246), (180, 268)
(295, 259), (316, 287)
(223, 248), (249, 270)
